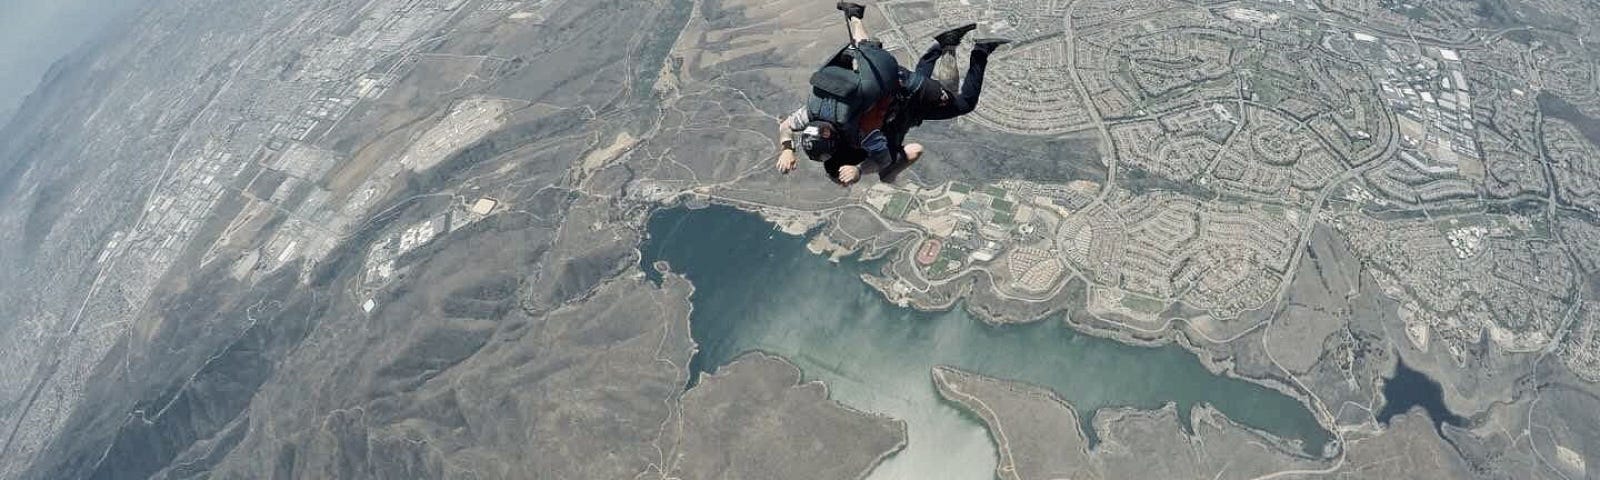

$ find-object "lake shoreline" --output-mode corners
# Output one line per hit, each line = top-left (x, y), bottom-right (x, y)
(641, 201), (1336, 478)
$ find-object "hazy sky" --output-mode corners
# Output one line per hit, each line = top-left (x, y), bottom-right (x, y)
(0, 0), (147, 125)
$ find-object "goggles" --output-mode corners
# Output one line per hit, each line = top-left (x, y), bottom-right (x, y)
(800, 123), (836, 162)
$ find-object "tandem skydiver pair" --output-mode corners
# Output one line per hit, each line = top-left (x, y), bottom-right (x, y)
(775, 2), (1010, 186)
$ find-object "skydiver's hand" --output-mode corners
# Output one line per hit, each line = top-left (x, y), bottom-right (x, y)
(838, 165), (860, 186)
(777, 149), (798, 173)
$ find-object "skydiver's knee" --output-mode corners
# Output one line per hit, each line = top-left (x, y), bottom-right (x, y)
(956, 98), (979, 114)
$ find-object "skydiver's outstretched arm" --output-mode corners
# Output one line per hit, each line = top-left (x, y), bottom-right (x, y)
(776, 108), (808, 173)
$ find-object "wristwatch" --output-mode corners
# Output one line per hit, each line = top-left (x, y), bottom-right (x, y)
(780, 139), (795, 151)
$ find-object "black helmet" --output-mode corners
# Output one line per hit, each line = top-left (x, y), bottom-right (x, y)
(800, 120), (837, 162)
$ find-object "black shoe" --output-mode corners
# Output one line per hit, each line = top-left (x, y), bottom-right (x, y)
(972, 38), (1012, 54)
(934, 23), (978, 47)
(836, 2), (866, 19)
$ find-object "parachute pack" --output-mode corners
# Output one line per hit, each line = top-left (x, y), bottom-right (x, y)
(801, 42), (901, 162)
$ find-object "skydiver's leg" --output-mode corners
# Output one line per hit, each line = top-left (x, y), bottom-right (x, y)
(846, 17), (871, 44)
(932, 51), (986, 116)
(934, 46), (961, 89)
(929, 23), (975, 88)
(916, 42), (943, 79)
(838, 2), (873, 45)
(953, 41), (1005, 115)
(915, 42), (960, 89)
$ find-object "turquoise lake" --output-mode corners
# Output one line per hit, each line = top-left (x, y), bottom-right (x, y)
(641, 204), (1331, 478)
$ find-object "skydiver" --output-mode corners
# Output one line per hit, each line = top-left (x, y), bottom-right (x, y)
(775, 2), (920, 187)
(903, 25), (1011, 125)
(871, 26), (1010, 182)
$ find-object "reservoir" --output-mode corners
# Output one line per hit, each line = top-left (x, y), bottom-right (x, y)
(641, 204), (1331, 478)
(1376, 360), (1467, 430)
